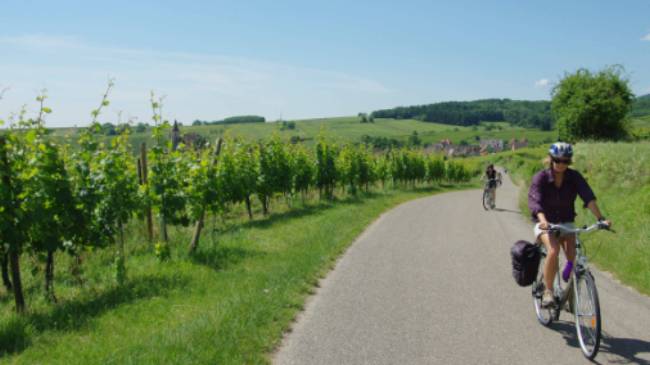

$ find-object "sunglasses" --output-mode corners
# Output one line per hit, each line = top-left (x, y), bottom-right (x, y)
(552, 158), (572, 165)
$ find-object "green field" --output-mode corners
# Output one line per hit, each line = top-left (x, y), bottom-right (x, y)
(630, 115), (650, 139)
(174, 116), (463, 144)
(48, 116), (557, 154)
(631, 115), (650, 126)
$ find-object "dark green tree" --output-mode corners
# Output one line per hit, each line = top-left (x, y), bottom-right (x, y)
(407, 131), (421, 146)
(102, 122), (117, 136)
(552, 66), (633, 141)
(135, 122), (148, 132)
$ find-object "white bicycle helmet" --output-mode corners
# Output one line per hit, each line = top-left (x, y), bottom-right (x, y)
(549, 142), (573, 159)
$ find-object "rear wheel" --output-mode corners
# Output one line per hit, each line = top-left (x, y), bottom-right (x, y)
(533, 253), (553, 326)
(574, 271), (601, 360)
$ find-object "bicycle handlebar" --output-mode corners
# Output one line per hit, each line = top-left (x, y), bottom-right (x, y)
(483, 178), (501, 186)
(546, 222), (613, 234)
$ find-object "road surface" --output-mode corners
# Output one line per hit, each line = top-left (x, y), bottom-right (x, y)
(274, 171), (650, 364)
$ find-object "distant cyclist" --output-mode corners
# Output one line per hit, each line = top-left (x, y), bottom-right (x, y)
(528, 142), (611, 307)
(484, 164), (499, 208)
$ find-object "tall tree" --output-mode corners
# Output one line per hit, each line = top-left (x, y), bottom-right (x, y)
(552, 66), (633, 141)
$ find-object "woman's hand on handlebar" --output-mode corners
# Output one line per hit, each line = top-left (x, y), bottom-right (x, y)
(598, 219), (612, 229)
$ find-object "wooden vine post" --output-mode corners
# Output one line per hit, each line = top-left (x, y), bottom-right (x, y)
(140, 142), (154, 242)
(0, 136), (25, 313)
(189, 138), (223, 253)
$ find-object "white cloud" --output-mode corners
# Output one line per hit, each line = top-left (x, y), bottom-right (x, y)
(641, 33), (650, 41)
(0, 35), (392, 127)
(0, 34), (82, 49)
(534, 78), (550, 88)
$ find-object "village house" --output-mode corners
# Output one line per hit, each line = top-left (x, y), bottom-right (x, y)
(479, 139), (504, 154)
(432, 138), (453, 152)
(431, 139), (483, 157)
(510, 138), (528, 151)
(447, 145), (481, 157)
(171, 120), (208, 149)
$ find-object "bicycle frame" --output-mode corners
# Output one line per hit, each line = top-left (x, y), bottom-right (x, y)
(537, 223), (603, 304)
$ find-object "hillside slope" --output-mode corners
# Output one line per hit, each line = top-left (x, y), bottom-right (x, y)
(631, 93), (650, 117)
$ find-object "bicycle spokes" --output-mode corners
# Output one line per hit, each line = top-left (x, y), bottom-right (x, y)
(574, 272), (601, 359)
(532, 256), (553, 326)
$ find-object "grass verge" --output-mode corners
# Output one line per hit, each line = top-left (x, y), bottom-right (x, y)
(0, 183), (473, 364)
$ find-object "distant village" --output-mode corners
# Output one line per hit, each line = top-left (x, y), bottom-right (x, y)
(430, 138), (528, 157)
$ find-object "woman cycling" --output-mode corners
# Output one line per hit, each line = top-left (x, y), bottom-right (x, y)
(528, 142), (611, 307)
(484, 164), (498, 208)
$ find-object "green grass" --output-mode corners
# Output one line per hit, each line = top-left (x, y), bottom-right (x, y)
(0, 183), (475, 364)
(290, 116), (463, 141)
(484, 142), (650, 295)
(630, 115), (650, 140)
(630, 115), (650, 127)
(571, 142), (650, 294)
(417, 127), (555, 146)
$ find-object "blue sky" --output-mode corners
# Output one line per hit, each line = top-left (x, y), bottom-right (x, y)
(1, 0), (649, 127)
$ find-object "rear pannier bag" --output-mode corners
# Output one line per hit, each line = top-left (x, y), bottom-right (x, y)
(510, 240), (540, 287)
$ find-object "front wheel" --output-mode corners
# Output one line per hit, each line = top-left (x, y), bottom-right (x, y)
(574, 271), (601, 360)
(533, 254), (553, 326)
(482, 189), (490, 210)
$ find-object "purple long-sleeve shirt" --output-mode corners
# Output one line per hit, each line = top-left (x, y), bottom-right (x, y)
(528, 168), (596, 223)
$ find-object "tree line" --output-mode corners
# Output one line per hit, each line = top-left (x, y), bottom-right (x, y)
(192, 115), (265, 126)
(371, 99), (553, 130)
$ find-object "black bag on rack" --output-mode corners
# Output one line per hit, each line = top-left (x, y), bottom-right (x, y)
(511, 240), (540, 287)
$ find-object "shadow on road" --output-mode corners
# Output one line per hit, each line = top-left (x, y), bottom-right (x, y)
(547, 321), (650, 364)
(549, 320), (580, 348)
(493, 207), (521, 214)
(599, 332), (650, 365)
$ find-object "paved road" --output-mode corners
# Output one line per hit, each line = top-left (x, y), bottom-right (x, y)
(274, 171), (650, 364)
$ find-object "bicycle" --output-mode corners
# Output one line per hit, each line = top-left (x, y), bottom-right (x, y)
(531, 221), (612, 360)
(482, 179), (499, 210)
